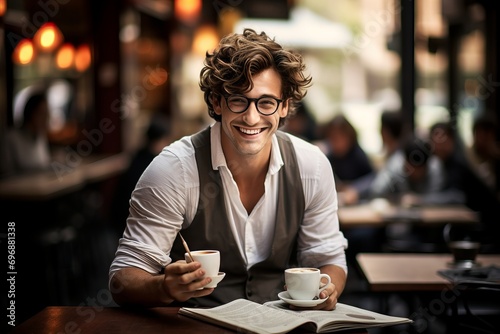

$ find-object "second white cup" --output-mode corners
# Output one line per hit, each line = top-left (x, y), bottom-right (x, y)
(285, 268), (331, 300)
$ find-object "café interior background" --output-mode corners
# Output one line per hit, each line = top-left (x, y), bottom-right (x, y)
(1, 0), (499, 329)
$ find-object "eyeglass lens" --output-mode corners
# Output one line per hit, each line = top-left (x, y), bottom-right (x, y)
(227, 95), (280, 115)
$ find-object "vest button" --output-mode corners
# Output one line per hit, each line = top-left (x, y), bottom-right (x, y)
(248, 275), (253, 281)
(247, 290), (253, 297)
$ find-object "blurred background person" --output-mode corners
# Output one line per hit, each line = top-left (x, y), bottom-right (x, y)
(315, 114), (374, 205)
(1, 89), (51, 178)
(371, 110), (405, 185)
(428, 121), (498, 205)
(379, 110), (404, 162)
(370, 136), (450, 252)
(369, 136), (445, 206)
(315, 114), (380, 260)
(281, 101), (318, 142)
(369, 110), (406, 202)
(428, 122), (468, 204)
(429, 121), (500, 249)
(466, 114), (500, 194)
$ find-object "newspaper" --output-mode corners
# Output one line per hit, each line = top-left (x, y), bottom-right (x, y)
(179, 298), (412, 334)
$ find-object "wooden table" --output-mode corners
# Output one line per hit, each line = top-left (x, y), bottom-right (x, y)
(10, 306), (368, 334)
(356, 253), (500, 292)
(338, 203), (479, 229)
(9, 306), (229, 334)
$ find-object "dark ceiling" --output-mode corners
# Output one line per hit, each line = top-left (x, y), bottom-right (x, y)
(7, 0), (94, 44)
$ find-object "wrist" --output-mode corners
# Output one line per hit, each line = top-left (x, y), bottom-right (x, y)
(156, 274), (175, 305)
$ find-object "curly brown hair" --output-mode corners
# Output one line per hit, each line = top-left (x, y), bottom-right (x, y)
(199, 28), (312, 127)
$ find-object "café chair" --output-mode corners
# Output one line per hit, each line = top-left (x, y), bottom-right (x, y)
(438, 266), (500, 334)
(382, 221), (449, 253)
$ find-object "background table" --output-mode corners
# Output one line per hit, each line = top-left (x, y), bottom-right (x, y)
(1, 153), (130, 325)
(0, 153), (128, 201)
(356, 253), (500, 292)
(338, 203), (479, 229)
(9, 306), (235, 334)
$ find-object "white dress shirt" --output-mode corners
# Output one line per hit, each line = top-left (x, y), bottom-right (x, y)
(110, 122), (348, 279)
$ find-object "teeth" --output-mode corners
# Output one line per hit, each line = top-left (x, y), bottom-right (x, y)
(239, 127), (261, 135)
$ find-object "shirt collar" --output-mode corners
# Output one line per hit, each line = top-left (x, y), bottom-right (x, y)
(209, 122), (284, 175)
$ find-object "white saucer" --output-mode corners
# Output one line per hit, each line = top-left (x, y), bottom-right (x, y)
(203, 272), (225, 288)
(447, 261), (481, 269)
(278, 291), (327, 307)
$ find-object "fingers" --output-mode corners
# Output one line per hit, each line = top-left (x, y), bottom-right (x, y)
(318, 283), (338, 311)
(319, 284), (331, 300)
(321, 291), (338, 311)
(162, 260), (215, 302)
(166, 260), (201, 275)
(289, 283), (338, 311)
(166, 261), (208, 285)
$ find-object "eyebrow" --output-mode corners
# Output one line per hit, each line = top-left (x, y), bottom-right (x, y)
(236, 93), (281, 99)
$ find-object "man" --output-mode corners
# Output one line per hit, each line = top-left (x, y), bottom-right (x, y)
(367, 136), (448, 252)
(109, 29), (348, 311)
(1, 89), (51, 178)
(379, 110), (404, 159)
(430, 122), (500, 246)
(370, 136), (445, 205)
(369, 110), (405, 200)
(467, 114), (499, 193)
(429, 122), (468, 204)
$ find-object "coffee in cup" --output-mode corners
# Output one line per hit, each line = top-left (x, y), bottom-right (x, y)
(185, 250), (220, 277)
(285, 268), (331, 300)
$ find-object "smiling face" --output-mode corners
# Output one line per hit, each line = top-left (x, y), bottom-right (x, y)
(213, 68), (288, 162)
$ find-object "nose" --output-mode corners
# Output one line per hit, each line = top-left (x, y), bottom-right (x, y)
(242, 101), (261, 125)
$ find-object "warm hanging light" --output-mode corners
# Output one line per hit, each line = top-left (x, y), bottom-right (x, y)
(146, 67), (168, 87)
(34, 22), (63, 52)
(56, 43), (75, 69)
(192, 25), (219, 56)
(175, 0), (201, 24)
(74, 44), (92, 72)
(0, 0), (6, 17)
(12, 39), (35, 65)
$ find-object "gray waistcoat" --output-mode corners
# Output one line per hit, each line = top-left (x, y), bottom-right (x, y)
(170, 126), (305, 307)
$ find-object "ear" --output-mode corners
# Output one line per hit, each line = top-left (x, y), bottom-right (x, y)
(212, 94), (223, 115)
(279, 98), (289, 118)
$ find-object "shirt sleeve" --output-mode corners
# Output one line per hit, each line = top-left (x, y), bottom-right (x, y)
(109, 145), (195, 279)
(295, 143), (348, 274)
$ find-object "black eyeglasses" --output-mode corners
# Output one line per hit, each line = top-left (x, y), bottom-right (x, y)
(224, 95), (283, 116)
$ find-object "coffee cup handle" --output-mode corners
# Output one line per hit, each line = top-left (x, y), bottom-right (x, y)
(318, 274), (331, 294)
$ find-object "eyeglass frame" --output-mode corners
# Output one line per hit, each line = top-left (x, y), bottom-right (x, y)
(223, 94), (284, 116)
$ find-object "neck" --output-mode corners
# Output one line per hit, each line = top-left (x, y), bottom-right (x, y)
(226, 150), (270, 185)
(232, 160), (268, 214)
(222, 141), (272, 215)
(220, 132), (273, 182)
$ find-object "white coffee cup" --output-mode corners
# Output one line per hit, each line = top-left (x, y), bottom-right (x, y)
(185, 250), (220, 277)
(285, 268), (331, 300)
